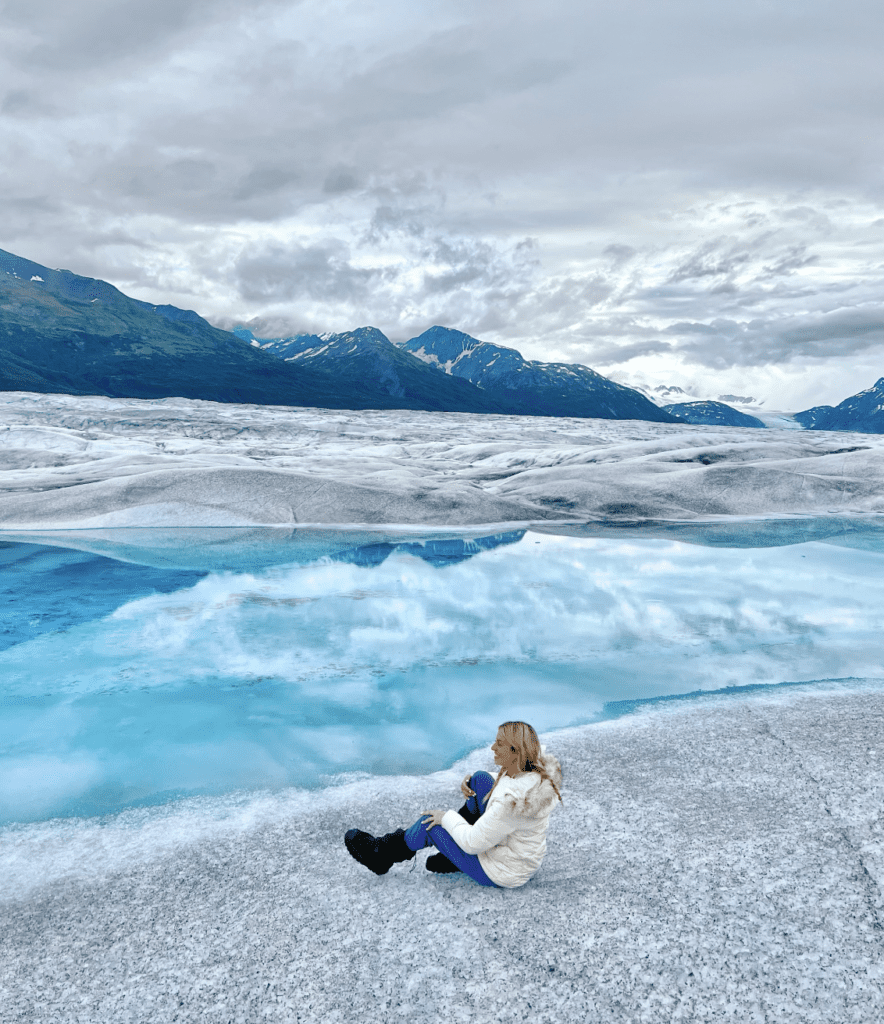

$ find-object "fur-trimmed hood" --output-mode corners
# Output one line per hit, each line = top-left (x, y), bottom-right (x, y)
(495, 749), (562, 818)
(441, 745), (563, 887)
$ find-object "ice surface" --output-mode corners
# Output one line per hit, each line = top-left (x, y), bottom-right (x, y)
(2, 391), (884, 528)
(3, 530), (884, 824)
(5, 391), (884, 1020)
(3, 685), (884, 1022)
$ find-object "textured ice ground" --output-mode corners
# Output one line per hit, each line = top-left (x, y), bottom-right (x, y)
(3, 684), (883, 1023)
(2, 391), (884, 528)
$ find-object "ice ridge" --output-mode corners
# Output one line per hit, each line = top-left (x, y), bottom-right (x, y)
(2, 392), (884, 529)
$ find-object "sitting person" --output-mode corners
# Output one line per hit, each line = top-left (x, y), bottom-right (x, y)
(344, 720), (563, 889)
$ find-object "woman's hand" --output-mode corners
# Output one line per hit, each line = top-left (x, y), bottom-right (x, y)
(460, 773), (475, 799)
(422, 808), (445, 829)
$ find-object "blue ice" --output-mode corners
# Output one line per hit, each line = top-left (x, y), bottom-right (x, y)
(2, 521), (884, 825)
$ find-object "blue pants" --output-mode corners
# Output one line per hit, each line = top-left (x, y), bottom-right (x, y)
(403, 771), (501, 888)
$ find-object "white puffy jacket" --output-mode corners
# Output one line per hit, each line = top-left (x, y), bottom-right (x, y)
(440, 752), (562, 888)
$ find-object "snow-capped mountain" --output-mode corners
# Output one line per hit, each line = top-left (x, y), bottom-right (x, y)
(628, 382), (761, 409)
(795, 378), (884, 433)
(718, 393), (759, 406)
(233, 326), (510, 414)
(0, 247), (493, 414)
(621, 380), (770, 427)
(651, 385), (692, 404)
(0, 247), (347, 408)
(398, 326), (675, 422)
(662, 401), (766, 428)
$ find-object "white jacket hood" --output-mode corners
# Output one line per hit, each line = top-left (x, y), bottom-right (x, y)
(493, 750), (563, 818)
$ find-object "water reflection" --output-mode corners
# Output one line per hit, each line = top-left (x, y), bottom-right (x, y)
(0, 526), (527, 573)
(0, 529), (524, 649)
(535, 515), (884, 551)
(1, 519), (883, 824)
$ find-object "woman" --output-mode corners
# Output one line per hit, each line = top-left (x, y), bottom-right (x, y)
(344, 721), (563, 889)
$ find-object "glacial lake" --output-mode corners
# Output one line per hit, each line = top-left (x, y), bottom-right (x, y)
(2, 519), (884, 825)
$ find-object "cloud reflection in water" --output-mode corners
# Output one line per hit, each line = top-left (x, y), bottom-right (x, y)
(1, 526), (882, 823)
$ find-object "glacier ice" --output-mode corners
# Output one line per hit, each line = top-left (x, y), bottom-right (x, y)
(4, 390), (884, 1022)
(2, 390), (884, 528)
(3, 686), (884, 1023)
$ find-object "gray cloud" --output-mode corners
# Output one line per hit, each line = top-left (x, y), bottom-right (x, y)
(603, 244), (637, 264)
(667, 241), (754, 285)
(760, 245), (819, 278)
(233, 166), (301, 203)
(233, 240), (385, 304)
(3, 0), (884, 405)
(588, 339), (675, 366)
(0, 0), (262, 72)
(667, 307), (884, 369)
(421, 236), (537, 295)
(322, 167), (360, 195)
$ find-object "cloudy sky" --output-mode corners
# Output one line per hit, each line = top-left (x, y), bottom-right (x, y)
(3, 0), (884, 408)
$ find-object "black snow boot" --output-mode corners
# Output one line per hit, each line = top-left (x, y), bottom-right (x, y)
(344, 828), (416, 875)
(426, 800), (480, 874)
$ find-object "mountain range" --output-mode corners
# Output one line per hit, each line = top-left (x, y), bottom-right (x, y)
(244, 323), (673, 422)
(661, 401), (766, 429)
(2, 246), (882, 433)
(231, 325), (511, 415)
(400, 326), (674, 421)
(793, 379), (884, 434)
(0, 248), (497, 413)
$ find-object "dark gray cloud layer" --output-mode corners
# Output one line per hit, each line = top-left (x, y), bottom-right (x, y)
(3, 0), (884, 406)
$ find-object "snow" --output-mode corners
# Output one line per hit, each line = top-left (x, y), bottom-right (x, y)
(307, 343), (332, 358)
(2, 391), (884, 530)
(3, 683), (884, 1021)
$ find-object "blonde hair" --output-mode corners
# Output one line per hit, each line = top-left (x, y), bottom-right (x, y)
(485, 720), (563, 806)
